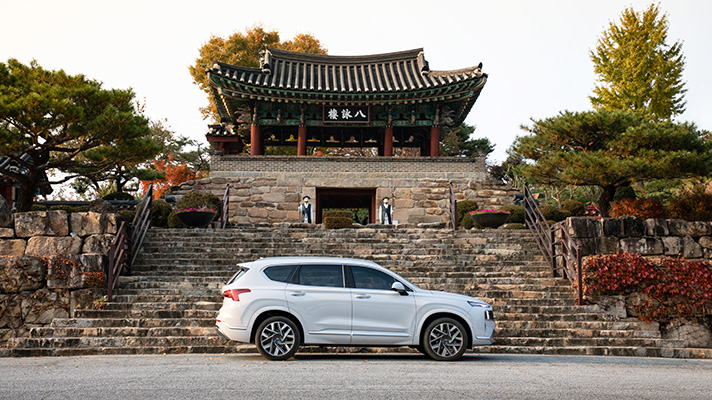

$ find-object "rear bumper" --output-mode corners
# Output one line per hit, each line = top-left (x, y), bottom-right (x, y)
(216, 320), (251, 343)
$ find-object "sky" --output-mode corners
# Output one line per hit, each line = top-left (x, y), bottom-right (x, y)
(2, 0), (711, 164)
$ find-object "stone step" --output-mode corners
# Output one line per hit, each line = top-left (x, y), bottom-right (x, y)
(110, 295), (221, 303)
(493, 320), (658, 331)
(494, 328), (662, 339)
(491, 337), (684, 348)
(74, 309), (217, 319)
(5, 344), (255, 357)
(30, 326), (218, 338)
(471, 345), (712, 359)
(8, 335), (231, 349)
(102, 301), (221, 311)
(50, 318), (216, 328)
(494, 312), (615, 322)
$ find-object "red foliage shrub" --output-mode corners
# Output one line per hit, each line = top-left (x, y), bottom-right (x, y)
(609, 198), (666, 219)
(583, 253), (712, 321)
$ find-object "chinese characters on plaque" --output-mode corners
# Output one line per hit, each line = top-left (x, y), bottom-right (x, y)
(323, 106), (369, 123)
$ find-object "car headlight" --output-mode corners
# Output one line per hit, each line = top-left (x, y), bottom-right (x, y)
(467, 300), (489, 308)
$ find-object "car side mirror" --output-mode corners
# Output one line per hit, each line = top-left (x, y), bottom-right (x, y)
(391, 282), (408, 296)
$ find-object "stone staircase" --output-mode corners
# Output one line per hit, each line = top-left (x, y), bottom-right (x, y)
(5, 226), (710, 358)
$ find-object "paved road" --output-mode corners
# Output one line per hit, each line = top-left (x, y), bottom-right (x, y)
(1, 353), (711, 399)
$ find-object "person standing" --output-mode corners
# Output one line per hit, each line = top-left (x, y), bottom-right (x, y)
(298, 196), (313, 223)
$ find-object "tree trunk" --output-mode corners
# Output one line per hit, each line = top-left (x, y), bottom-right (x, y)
(15, 179), (37, 212)
(598, 185), (617, 217)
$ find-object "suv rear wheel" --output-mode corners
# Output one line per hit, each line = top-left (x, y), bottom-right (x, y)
(255, 316), (301, 360)
(423, 317), (467, 361)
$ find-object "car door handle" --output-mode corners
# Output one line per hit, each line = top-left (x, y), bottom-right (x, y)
(289, 291), (305, 297)
(354, 294), (371, 299)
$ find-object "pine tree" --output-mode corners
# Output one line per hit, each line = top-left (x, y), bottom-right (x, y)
(590, 4), (686, 120)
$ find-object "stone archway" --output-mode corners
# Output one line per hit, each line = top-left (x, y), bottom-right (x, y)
(316, 188), (376, 224)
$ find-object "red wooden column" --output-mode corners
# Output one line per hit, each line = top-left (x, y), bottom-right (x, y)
(384, 125), (394, 157)
(297, 124), (307, 156)
(250, 124), (262, 155)
(430, 125), (441, 157)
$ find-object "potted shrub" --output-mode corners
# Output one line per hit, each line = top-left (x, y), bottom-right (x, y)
(173, 191), (222, 228)
(469, 209), (511, 228)
(176, 206), (217, 228)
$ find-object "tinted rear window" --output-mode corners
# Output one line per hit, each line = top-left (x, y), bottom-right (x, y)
(263, 265), (296, 283)
(298, 264), (344, 288)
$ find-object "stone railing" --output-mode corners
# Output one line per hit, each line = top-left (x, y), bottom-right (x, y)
(0, 210), (118, 344)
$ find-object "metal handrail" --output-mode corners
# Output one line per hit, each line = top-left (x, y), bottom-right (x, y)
(106, 221), (128, 302)
(449, 182), (458, 231)
(220, 184), (230, 229)
(105, 184), (153, 302)
(523, 184), (583, 304)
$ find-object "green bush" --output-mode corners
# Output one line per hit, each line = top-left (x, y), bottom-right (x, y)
(499, 204), (525, 223)
(503, 223), (526, 230)
(176, 191), (222, 218)
(150, 199), (173, 228)
(324, 217), (353, 229)
(668, 187), (712, 221)
(167, 210), (183, 228)
(103, 191), (135, 201)
(323, 209), (354, 220)
(540, 204), (567, 222)
(31, 204), (47, 211)
(117, 209), (136, 223)
(74, 206), (90, 212)
(456, 200), (479, 229)
(561, 200), (585, 217)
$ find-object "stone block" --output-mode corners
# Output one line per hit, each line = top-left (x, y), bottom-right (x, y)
(667, 219), (690, 236)
(25, 236), (83, 256)
(101, 213), (119, 235)
(247, 208), (269, 219)
(82, 234), (114, 254)
(70, 212), (103, 236)
(663, 319), (712, 348)
(425, 208), (444, 215)
(596, 237), (620, 254)
(681, 236), (703, 258)
(699, 236), (712, 249)
(590, 295), (627, 319)
(0, 239), (26, 256)
(620, 237), (663, 255)
(564, 217), (602, 238)
(0, 256), (46, 293)
(15, 211), (66, 237)
(573, 238), (598, 256)
(69, 288), (105, 317)
(76, 253), (105, 272)
(416, 200), (437, 208)
(21, 288), (70, 324)
(0, 228), (14, 238)
(262, 193), (286, 203)
(0, 197), (12, 228)
(603, 217), (645, 237)
(268, 210), (288, 220)
(644, 219), (669, 236)
(661, 236), (683, 256)
(688, 221), (712, 237)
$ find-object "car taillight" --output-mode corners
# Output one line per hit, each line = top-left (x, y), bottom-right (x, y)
(222, 288), (251, 301)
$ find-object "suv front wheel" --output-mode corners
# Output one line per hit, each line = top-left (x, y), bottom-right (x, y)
(423, 317), (468, 361)
(255, 316), (301, 360)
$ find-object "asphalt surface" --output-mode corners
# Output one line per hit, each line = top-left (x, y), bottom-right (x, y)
(1, 353), (711, 399)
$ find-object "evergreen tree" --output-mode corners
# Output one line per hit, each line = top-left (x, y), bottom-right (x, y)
(440, 123), (494, 157)
(590, 4), (686, 120)
(512, 110), (711, 216)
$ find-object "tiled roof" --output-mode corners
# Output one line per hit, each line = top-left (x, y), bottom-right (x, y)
(0, 154), (53, 193)
(209, 47), (485, 98)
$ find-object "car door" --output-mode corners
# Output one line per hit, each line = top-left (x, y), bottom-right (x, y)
(285, 263), (352, 345)
(348, 265), (417, 345)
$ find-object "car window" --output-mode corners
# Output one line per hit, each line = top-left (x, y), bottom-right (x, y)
(351, 266), (397, 290)
(263, 265), (296, 283)
(298, 264), (344, 288)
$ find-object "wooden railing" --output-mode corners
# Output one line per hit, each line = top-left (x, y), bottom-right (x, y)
(105, 184), (153, 302)
(220, 184), (230, 229)
(523, 184), (583, 304)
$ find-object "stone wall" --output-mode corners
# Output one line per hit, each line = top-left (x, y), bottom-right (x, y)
(0, 210), (116, 344)
(171, 155), (517, 225)
(561, 216), (712, 259)
(562, 216), (712, 347)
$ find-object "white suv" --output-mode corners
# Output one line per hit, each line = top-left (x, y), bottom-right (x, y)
(216, 257), (495, 361)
